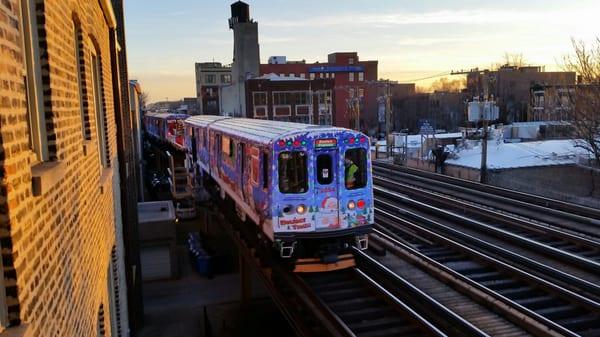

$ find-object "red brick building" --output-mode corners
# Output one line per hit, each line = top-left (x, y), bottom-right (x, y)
(260, 52), (379, 134)
(245, 74), (335, 125)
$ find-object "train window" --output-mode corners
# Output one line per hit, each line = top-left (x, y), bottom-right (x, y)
(344, 148), (367, 190)
(278, 151), (308, 194)
(250, 147), (260, 185)
(262, 152), (269, 189)
(316, 154), (334, 185)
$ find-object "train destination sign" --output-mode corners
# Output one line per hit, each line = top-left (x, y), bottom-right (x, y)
(315, 138), (337, 148)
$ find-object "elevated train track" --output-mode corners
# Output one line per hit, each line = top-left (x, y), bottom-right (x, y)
(372, 209), (600, 337)
(373, 161), (600, 239)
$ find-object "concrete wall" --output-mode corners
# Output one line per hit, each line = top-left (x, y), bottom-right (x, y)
(411, 159), (600, 208)
(0, 0), (127, 335)
(488, 165), (600, 209)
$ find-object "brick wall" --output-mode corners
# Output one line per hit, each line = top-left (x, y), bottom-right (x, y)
(0, 0), (127, 336)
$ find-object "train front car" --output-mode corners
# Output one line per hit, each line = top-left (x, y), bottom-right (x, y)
(272, 129), (373, 272)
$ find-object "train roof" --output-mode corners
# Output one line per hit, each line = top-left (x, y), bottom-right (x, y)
(145, 112), (189, 120)
(185, 115), (231, 128)
(185, 116), (354, 144)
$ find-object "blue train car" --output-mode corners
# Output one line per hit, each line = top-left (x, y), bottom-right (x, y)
(185, 116), (373, 270)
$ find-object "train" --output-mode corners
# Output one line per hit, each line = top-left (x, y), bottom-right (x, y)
(144, 112), (374, 272)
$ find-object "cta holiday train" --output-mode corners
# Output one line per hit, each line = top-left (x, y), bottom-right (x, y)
(145, 113), (373, 272)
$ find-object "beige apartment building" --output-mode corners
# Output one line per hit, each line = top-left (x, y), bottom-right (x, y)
(0, 0), (131, 336)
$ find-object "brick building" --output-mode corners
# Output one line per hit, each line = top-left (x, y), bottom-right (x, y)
(0, 0), (134, 335)
(465, 65), (576, 123)
(194, 62), (231, 115)
(260, 52), (379, 134)
(245, 74), (335, 124)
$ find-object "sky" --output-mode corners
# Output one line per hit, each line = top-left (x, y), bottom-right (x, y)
(124, 0), (600, 103)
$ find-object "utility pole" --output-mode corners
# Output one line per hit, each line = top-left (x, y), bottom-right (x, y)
(385, 82), (392, 158)
(480, 117), (489, 184)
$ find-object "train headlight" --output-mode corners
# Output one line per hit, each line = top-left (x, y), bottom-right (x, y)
(296, 204), (306, 214)
(347, 201), (356, 210)
(357, 199), (366, 209)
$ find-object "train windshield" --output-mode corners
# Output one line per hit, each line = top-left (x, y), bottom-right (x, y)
(344, 148), (367, 189)
(278, 151), (308, 194)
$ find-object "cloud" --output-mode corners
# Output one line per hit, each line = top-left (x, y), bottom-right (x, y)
(260, 8), (589, 28)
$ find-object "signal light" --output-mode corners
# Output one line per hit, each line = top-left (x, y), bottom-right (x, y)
(296, 204), (306, 214)
(278, 140), (286, 147)
(347, 201), (356, 210)
(360, 137), (366, 143)
(301, 140), (307, 146)
(293, 140), (300, 147)
(349, 138), (355, 144)
(287, 140), (292, 146)
(357, 200), (366, 209)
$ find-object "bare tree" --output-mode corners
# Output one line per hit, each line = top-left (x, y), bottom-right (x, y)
(491, 53), (527, 70)
(429, 77), (466, 93)
(563, 37), (600, 167)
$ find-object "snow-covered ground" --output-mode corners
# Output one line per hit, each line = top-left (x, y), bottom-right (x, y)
(446, 139), (590, 169)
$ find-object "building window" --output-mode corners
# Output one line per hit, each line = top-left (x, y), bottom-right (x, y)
(294, 92), (309, 105)
(318, 114), (332, 125)
(289, 73), (295, 77)
(273, 92), (292, 105)
(319, 73), (323, 78)
(300, 73), (305, 78)
(20, 0), (48, 162)
(325, 73), (329, 78)
(358, 72), (364, 81)
(359, 88), (364, 97)
(73, 21), (91, 140)
(279, 73), (285, 77)
(221, 74), (231, 83)
(205, 74), (216, 84)
(310, 73), (315, 80)
(253, 92), (267, 106)
(349, 58), (354, 65)
(349, 72), (355, 82)
(91, 51), (110, 168)
(331, 73), (335, 79)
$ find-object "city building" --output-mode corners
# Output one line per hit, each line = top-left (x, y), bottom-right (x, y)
(529, 84), (576, 121)
(464, 65), (576, 122)
(0, 0), (136, 336)
(245, 74), (335, 124)
(194, 62), (231, 115)
(221, 1), (260, 117)
(260, 52), (379, 134)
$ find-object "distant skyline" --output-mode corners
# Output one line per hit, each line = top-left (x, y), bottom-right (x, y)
(124, 0), (600, 102)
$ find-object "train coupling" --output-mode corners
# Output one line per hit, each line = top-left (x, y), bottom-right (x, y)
(279, 241), (296, 258)
(355, 234), (369, 250)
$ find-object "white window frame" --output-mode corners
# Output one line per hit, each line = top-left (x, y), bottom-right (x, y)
(299, 73), (305, 78)
(21, 0), (48, 162)
(252, 91), (268, 118)
(349, 72), (355, 82)
(331, 73), (335, 79)
(309, 73), (315, 80)
(358, 72), (364, 81)
(348, 58), (354, 65)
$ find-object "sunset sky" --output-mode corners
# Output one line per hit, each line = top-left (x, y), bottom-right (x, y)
(124, 0), (600, 102)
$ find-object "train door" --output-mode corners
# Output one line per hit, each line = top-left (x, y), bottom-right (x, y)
(314, 148), (340, 230)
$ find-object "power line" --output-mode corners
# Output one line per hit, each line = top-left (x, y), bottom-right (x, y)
(397, 71), (452, 83)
